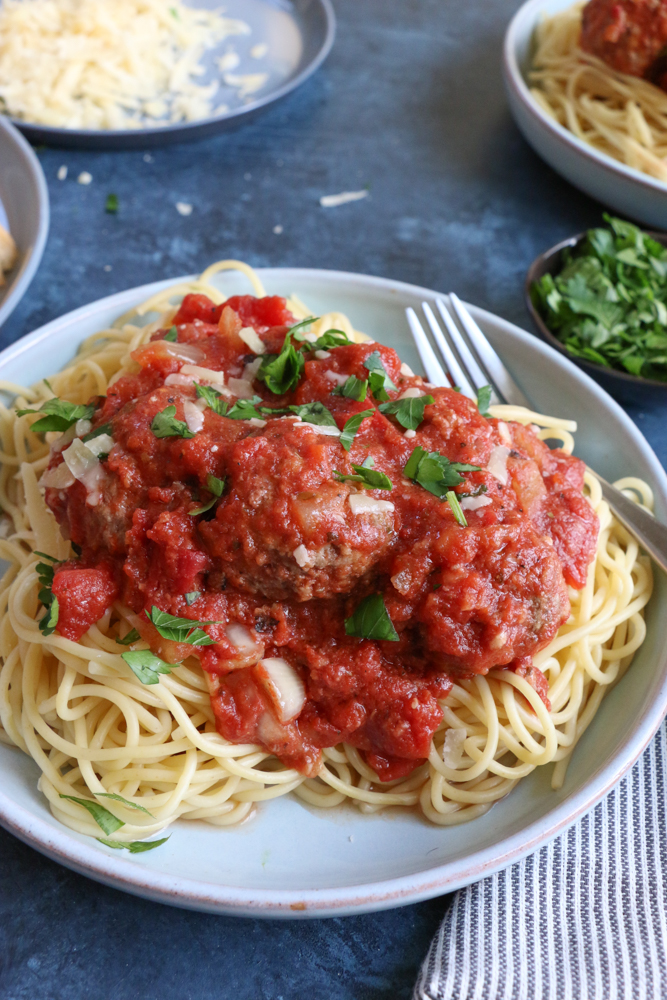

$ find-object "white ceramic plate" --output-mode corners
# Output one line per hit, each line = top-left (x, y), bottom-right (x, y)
(12, 0), (335, 150)
(1, 268), (666, 918)
(503, 0), (667, 228)
(0, 117), (49, 328)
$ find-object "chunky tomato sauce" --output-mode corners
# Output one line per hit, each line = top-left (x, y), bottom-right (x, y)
(44, 293), (599, 779)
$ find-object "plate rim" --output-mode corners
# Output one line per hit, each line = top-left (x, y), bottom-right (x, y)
(0, 117), (50, 328)
(8, 0), (336, 148)
(503, 0), (667, 196)
(1, 265), (666, 919)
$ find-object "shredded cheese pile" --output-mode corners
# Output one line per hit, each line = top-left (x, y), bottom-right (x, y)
(0, 0), (251, 130)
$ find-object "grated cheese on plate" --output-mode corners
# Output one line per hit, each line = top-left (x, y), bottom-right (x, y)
(0, 0), (252, 130)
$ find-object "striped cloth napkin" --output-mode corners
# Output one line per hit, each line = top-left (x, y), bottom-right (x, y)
(414, 721), (667, 1000)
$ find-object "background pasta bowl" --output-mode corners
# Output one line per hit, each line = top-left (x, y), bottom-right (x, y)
(503, 0), (667, 229)
(0, 269), (666, 917)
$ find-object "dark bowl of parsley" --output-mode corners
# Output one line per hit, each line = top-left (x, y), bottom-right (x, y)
(526, 216), (667, 405)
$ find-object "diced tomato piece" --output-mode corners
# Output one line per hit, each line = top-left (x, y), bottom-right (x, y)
(365, 752), (423, 782)
(171, 293), (220, 326)
(51, 566), (118, 641)
(221, 295), (294, 331)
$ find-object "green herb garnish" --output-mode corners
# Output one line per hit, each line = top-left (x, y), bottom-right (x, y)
(145, 606), (220, 646)
(404, 446), (480, 498)
(97, 836), (170, 853)
(363, 351), (397, 400)
(150, 405), (195, 439)
(195, 383), (227, 415)
(333, 457), (392, 490)
(340, 409), (374, 452)
(288, 401), (337, 426)
(257, 323), (307, 395)
(115, 627), (140, 646)
(332, 375), (368, 401)
(446, 490), (467, 527)
(476, 385), (492, 417)
(17, 398), (96, 434)
(345, 593), (399, 642)
(185, 591), (201, 606)
(163, 326), (178, 342)
(190, 474), (225, 515)
(530, 214), (667, 379)
(105, 193), (118, 214)
(35, 556), (60, 635)
(59, 795), (124, 835)
(121, 650), (177, 685)
(304, 328), (351, 350)
(378, 394), (434, 430)
(96, 792), (154, 817)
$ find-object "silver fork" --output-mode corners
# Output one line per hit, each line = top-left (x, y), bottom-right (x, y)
(406, 295), (667, 575)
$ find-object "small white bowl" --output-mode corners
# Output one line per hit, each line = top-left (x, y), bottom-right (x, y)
(503, 0), (667, 228)
(0, 117), (49, 328)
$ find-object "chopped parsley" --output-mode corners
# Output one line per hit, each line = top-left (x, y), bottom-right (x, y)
(345, 593), (399, 642)
(115, 627), (140, 646)
(96, 792), (154, 817)
(530, 214), (667, 379)
(305, 328), (351, 350)
(340, 409), (374, 452)
(17, 398), (96, 434)
(333, 457), (392, 490)
(105, 193), (118, 214)
(145, 606), (221, 646)
(332, 375), (368, 401)
(363, 351), (397, 401)
(121, 650), (177, 685)
(97, 836), (170, 853)
(446, 490), (467, 527)
(288, 401), (337, 426)
(257, 323), (308, 395)
(378, 394), (434, 430)
(476, 385), (492, 417)
(35, 556), (60, 636)
(404, 446), (480, 498)
(195, 383), (227, 415)
(150, 405), (195, 439)
(59, 795), (124, 835)
(163, 326), (178, 342)
(190, 474), (225, 515)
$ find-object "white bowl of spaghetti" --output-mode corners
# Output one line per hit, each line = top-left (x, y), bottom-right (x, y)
(0, 263), (665, 917)
(504, 0), (667, 228)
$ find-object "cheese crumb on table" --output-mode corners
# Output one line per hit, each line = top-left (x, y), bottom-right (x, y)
(320, 190), (369, 208)
(176, 202), (193, 216)
(77, 171), (92, 185)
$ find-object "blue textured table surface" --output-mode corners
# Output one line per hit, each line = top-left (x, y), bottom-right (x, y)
(2, 1), (666, 998)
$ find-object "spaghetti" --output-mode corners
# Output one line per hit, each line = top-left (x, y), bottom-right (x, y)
(529, 1), (667, 183)
(0, 262), (653, 843)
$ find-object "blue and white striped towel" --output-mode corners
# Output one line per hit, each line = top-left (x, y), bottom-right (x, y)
(414, 721), (667, 1000)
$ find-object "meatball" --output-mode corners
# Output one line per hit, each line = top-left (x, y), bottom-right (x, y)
(581, 0), (667, 84)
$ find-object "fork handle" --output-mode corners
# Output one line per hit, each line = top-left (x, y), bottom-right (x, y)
(589, 470), (667, 575)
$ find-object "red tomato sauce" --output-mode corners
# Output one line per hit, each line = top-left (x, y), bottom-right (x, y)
(45, 293), (599, 780)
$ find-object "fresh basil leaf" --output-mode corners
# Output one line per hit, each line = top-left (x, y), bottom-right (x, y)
(332, 376), (368, 401)
(404, 446), (481, 498)
(189, 497), (216, 516)
(97, 836), (171, 853)
(257, 326), (305, 395)
(59, 794), (124, 835)
(378, 394), (434, 430)
(150, 405), (195, 439)
(363, 351), (397, 395)
(310, 329), (351, 350)
(38, 596), (59, 636)
(288, 401), (337, 426)
(145, 606), (221, 646)
(345, 593), (399, 642)
(82, 422), (113, 442)
(185, 591), (201, 606)
(121, 650), (177, 685)
(226, 396), (265, 420)
(368, 371), (391, 401)
(286, 316), (318, 337)
(195, 383), (228, 416)
(476, 385), (492, 417)
(446, 490), (468, 527)
(333, 461), (392, 490)
(96, 792), (154, 817)
(190, 474), (225, 516)
(340, 409), (374, 452)
(33, 551), (58, 563)
(116, 627), (140, 645)
(163, 326), (178, 342)
(17, 398), (96, 434)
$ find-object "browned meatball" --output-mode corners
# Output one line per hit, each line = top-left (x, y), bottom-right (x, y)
(581, 0), (667, 84)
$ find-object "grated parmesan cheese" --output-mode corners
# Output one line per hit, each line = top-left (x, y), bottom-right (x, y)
(0, 0), (251, 130)
(349, 494), (394, 515)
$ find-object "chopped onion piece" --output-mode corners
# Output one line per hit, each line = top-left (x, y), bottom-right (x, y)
(349, 494), (394, 514)
(248, 417), (266, 428)
(226, 623), (256, 651)
(86, 433), (114, 457)
(39, 463), (75, 489)
(227, 377), (255, 398)
(442, 728), (467, 768)
(238, 326), (265, 354)
(165, 373), (195, 388)
(400, 362), (415, 376)
(255, 656), (306, 723)
(399, 387), (423, 399)
(487, 445), (511, 485)
(183, 400), (204, 434)
(460, 494), (492, 511)
(179, 364), (227, 388)
(62, 438), (106, 500)
(136, 340), (204, 364)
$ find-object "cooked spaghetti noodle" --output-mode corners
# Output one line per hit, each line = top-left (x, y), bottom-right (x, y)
(0, 262), (653, 842)
(529, 1), (667, 182)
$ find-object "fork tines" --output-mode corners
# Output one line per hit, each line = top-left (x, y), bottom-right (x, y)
(405, 296), (531, 409)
